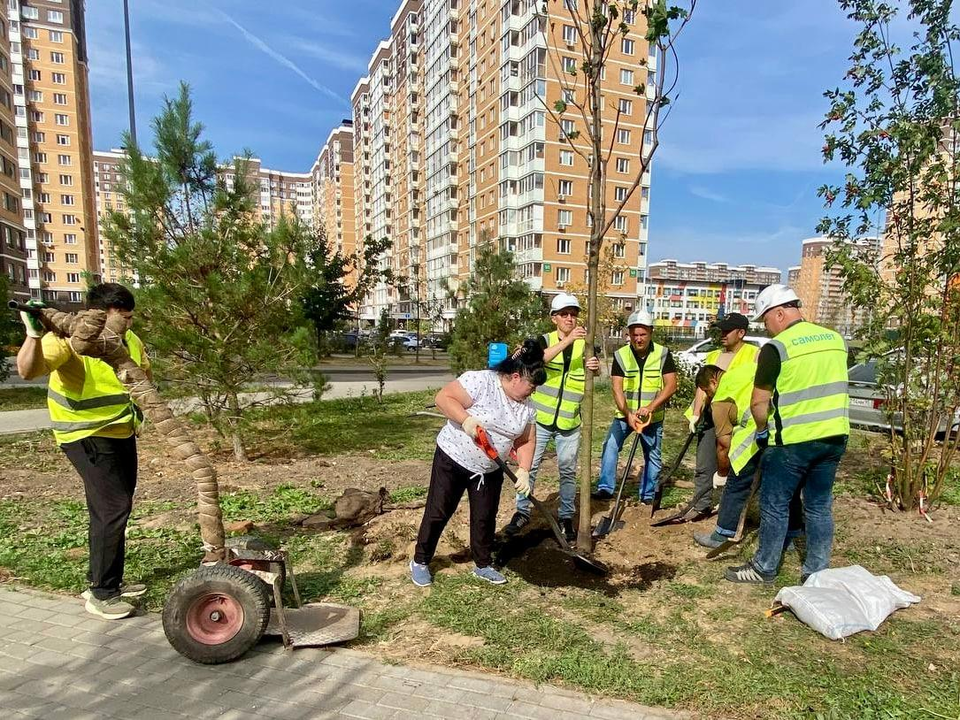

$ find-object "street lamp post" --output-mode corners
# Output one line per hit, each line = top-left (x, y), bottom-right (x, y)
(123, 0), (137, 147)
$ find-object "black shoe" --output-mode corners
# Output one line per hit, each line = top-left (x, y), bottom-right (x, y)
(561, 518), (576, 543)
(503, 512), (530, 537)
(639, 496), (654, 506)
(591, 489), (614, 500)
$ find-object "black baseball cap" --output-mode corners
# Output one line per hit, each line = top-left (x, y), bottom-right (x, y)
(713, 313), (749, 333)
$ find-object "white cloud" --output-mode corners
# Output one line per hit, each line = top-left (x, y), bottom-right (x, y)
(287, 39), (370, 74)
(688, 185), (730, 203)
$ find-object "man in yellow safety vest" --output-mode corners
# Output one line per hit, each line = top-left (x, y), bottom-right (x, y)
(724, 284), (849, 585)
(593, 310), (677, 503)
(503, 293), (600, 542)
(680, 313), (758, 522)
(16, 283), (151, 619)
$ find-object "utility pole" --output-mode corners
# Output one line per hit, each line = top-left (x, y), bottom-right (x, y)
(123, 0), (137, 147)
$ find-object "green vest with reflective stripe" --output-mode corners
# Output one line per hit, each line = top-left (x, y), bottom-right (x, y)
(616, 342), (666, 423)
(48, 331), (146, 445)
(768, 321), (849, 446)
(530, 331), (586, 430)
(683, 343), (759, 421)
(716, 362), (761, 475)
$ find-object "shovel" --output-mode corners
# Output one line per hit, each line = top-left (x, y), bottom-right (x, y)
(474, 428), (608, 576)
(705, 466), (762, 559)
(593, 414), (650, 539)
(650, 429), (697, 515)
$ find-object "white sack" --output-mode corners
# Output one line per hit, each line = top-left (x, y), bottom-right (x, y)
(773, 565), (920, 640)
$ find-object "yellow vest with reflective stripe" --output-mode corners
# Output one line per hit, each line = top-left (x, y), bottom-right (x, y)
(684, 343), (759, 421)
(716, 362), (761, 475)
(616, 342), (666, 423)
(48, 331), (146, 445)
(530, 331), (586, 430)
(768, 321), (849, 446)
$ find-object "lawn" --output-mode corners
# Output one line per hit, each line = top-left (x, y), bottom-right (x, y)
(0, 387), (958, 719)
(0, 385), (46, 411)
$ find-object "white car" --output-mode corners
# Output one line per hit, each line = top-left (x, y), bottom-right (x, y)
(675, 335), (771, 369)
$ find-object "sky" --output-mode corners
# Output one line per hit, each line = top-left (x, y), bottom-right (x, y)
(87, 0), (867, 276)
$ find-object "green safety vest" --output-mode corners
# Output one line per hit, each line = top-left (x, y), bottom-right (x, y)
(768, 321), (850, 446)
(48, 331), (146, 445)
(615, 342), (667, 423)
(530, 331), (586, 430)
(716, 362), (761, 475)
(684, 343), (759, 422)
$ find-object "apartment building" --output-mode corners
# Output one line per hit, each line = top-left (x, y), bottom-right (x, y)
(786, 265), (800, 289)
(9, 0), (98, 306)
(645, 259), (782, 335)
(91, 148), (128, 283)
(242, 156), (312, 229)
(311, 122), (357, 262)
(0, 11), (27, 301)
(792, 235), (880, 336)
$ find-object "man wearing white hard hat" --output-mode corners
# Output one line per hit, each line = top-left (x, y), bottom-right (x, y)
(593, 309), (677, 503)
(503, 293), (600, 541)
(724, 284), (850, 585)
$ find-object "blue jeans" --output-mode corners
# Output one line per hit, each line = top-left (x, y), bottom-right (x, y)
(517, 424), (580, 520)
(751, 438), (847, 579)
(597, 418), (663, 500)
(714, 451), (803, 539)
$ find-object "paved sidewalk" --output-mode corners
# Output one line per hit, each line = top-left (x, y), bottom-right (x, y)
(0, 375), (453, 436)
(0, 586), (689, 720)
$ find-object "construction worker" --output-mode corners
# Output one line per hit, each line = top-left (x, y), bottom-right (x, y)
(594, 310), (677, 503)
(15, 284), (150, 620)
(725, 284), (850, 585)
(679, 313), (758, 523)
(502, 294), (600, 542)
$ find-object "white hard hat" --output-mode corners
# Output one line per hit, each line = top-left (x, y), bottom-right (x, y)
(550, 292), (581, 314)
(753, 284), (800, 321)
(626, 310), (654, 328)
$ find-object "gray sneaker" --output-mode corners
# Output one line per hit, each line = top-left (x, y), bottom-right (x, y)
(85, 595), (136, 620)
(81, 583), (146, 601)
(473, 566), (507, 585)
(693, 530), (726, 549)
(409, 560), (432, 587)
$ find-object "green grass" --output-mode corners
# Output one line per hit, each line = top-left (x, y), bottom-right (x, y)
(0, 386), (47, 411)
(219, 484), (332, 524)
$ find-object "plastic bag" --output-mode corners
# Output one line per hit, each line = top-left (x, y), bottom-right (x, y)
(773, 565), (920, 640)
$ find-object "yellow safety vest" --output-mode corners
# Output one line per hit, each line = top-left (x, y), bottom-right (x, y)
(48, 331), (146, 445)
(615, 342), (667, 423)
(684, 343), (759, 421)
(530, 331), (586, 430)
(717, 362), (762, 475)
(768, 321), (849, 446)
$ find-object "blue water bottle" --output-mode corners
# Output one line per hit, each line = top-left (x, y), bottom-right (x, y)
(487, 342), (508, 368)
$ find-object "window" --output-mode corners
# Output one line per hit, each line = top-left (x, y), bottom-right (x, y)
(558, 209), (572, 226)
(63, 233), (77, 244)
(28, 90), (42, 102)
(43, 251), (55, 263)
(65, 253), (78, 264)
(4, 192), (17, 212)
(616, 157), (630, 173)
(558, 179), (573, 196)
(620, 69), (634, 85)
(50, 52), (65, 64)
(561, 25), (576, 45)
(56, 134), (69, 146)
(52, 72), (65, 84)
(559, 150), (574, 166)
(38, 173), (49, 183)
(614, 215), (628, 232)
(60, 194), (74, 205)
(30, 110), (43, 122)
(55, 113), (68, 126)
(62, 214), (76, 225)
(557, 238), (571, 254)
(67, 273), (80, 284)
(21, 7), (39, 20)
(560, 119), (575, 139)
(57, 154), (71, 165)
(53, 93), (67, 105)
(624, 9), (636, 24)
(50, 31), (64, 43)
(613, 243), (626, 258)
(556, 267), (571, 283)
(32, 131), (45, 143)
(39, 212), (52, 223)
(621, 38), (635, 55)
(34, 152), (47, 164)
(41, 232), (53, 244)
(47, 10), (64, 23)
(641, 215), (649, 229)
(59, 174), (72, 185)
(615, 186), (628, 201)
(562, 56), (577, 73)
(42, 271), (56, 283)
(22, 26), (38, 39)
(28, 69), (41, 81)
(618, 98), (633, 115)
(617, 128), (631, 144)
(612, 271), (625, 285)
(27, 48), (40, 61)
(38, 192), (50, 203)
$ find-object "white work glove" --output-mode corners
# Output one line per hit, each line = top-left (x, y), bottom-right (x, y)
(712, 472), (728, 489)
(461, 415), (484, 439)
(514, 467), (531, 498)
(688, 415), (699, 435)
(20, 301), (46, 339)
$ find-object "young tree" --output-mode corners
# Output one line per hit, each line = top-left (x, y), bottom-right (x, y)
(819, 0), (960, 510)
(540, 0), (697, 545)
(449, 242), (547, 373)
(104, 83), (318, 461)
(564, 242), (630, 363)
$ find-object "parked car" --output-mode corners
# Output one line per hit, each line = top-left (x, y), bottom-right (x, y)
(403, 337), (424, 351)
(675, 335), (771, 369)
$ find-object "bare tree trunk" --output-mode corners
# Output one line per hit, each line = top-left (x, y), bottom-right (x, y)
(226, 391), (247, 462)
(34, 307), (225, 562)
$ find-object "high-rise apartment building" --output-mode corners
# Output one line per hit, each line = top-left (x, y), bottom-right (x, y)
(0, 11), (28, 301)
(646, 259), (781, 335)
(311, 123), (357, 261)
(91, 148), (128, 283)
(9, 0), (98, 305)
(242, 157), (312, 229)
(786, 265), (800, 289)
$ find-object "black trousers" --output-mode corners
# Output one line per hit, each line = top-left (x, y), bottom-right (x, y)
(717, 450), (803, 537)
(61, 435), (138, 600)
(414, 446), (504, 568)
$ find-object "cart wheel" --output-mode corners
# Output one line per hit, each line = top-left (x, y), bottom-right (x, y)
(162, 564), (271, 664)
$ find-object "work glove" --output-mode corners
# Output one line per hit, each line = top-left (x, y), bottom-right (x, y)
(20, 300), (47, 339)
(688, 415), (699, 435)
(514, 467), (531, 498)
(461, 415), (484, 440)
(712, 472), (728, 489)
(756, 427), (769, 449)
